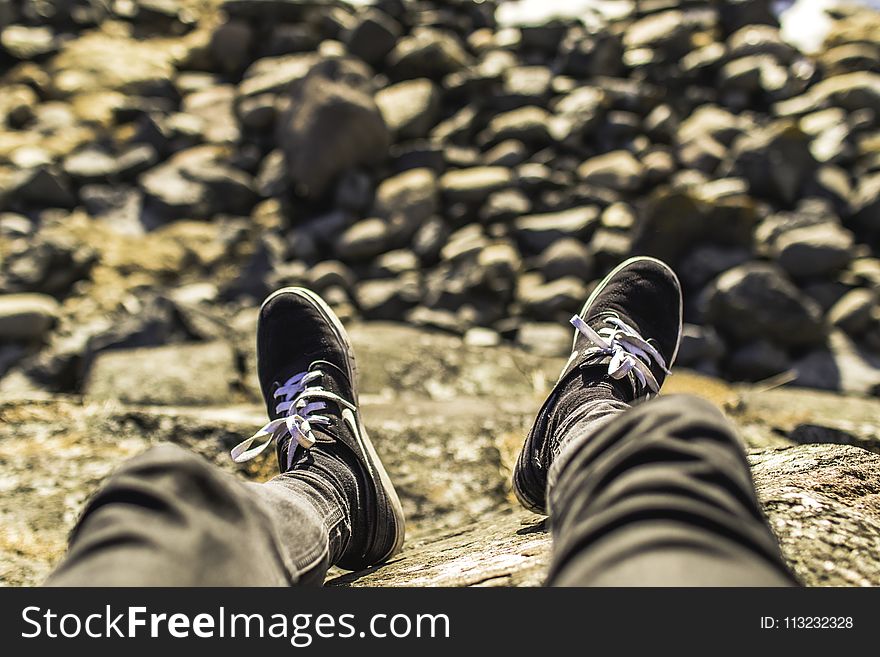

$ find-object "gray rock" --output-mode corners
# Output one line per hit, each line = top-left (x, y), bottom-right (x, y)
(478, 188), (531, 223)
(518, 275), (587, 319)
(181, 85), (241, 144)
(479, 106), (553, 147)
(516, 322), (571, 356)
(513, 206), (600, 253)
(676, 323), (725, 368)
(728, 120), (817, 204)
(0, 25), (57, 59)
(373, 167), (438, 231)
(140, 145), (256, 221)
(772, 223), (855, 279)
(335, 218), (395, 261)
(727, 340), (791, 382)
(577, 150), (645, 192)
(209, 19), (253, 74)
(0, 293), (59, 342)
(277, 69), (389, 198)
(623, 10), (692, 51)
(387, 28), (470, 80)
(704, 262), (825, 347)
(632, 183), (757, 264)
(439, 167), (513, 204)
(793, 330), (880, 395)
(355, 276), (419, 320)
(345, 9), (402, 66)
(828, 289), (877, 336)
(375, 78), (441, 139)
(483, 140), (528, 168)
(84, 342), (238, 405)
(538, 238), (594, 282)
(411, 216), (450, 264)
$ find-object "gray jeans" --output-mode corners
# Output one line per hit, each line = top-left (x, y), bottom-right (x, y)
(47, 395), (796, 586)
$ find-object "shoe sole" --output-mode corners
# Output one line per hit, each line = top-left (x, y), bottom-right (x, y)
(513, 256), (684, 515)
(259, 287), (406, 566)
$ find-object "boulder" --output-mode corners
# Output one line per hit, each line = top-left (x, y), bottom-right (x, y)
(0, 293), (59, 342)
(375, 78), (441, 139)
(771, 223), (855, 279)
(84, 341), (239, 405)
(704, 262), (825, 347)
(277, 69), (389, 198)
(577, 150), (645, 192)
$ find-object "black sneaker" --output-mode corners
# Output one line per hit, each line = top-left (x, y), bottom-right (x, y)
(231, 287), (405, 570)
(513, 256), (683, 514)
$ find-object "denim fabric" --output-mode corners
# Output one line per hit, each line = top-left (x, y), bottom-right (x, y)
(545, 394), (798, 587)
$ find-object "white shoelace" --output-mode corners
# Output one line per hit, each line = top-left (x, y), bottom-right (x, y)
(570, 312), (669, 394)
(231, 369), (355, 470)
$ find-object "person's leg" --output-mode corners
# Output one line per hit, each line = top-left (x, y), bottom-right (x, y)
(514, 256), (797, 586)
(545, 394), (797, 586)
(47, 443), (352, 586)
(49, 287), (405, 586)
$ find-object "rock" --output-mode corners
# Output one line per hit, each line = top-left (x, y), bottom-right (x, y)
(62, 148), (120, 183)
(47, 32), (177, 97)
(514, 206), (600, 253)
(375, 79), (441, 139)
(676, 324), (725, 368)
(277, 69), (389, 198)
(336, 218), (394, 261)
(345, 9), (402, 66)
(140, 146), (256, 221)
(516, 322), (571, 356)
(479, 106), (553, 147)
(209, 19), (253, 74)
(828, 289), (877, 336)
(181, 85), (241, 144)
(678, 245), (752, 290)
(750, 444), (880, 587)
(372, 249), (419, 278)
(483, 140), (528, 168)
(0, 293), (59, 342)
(373, 167), (438, 229)
(0, 232), (95, 297)
(727, 340), (791, 382)
(84, 341), (238, 405)
(387, 28), (470, 80)
(8, 167), (76, 208)
(623, 10), (692, 51)
(478, 188), (531, 223)
(355, 277), (418, 320)
(794, 330), (880, 395)
(463, 326), (501, 348)
(728, 120), (817, 204)
(439, 167), (513, 204)
(704, 262), (825, 347)
(772, 223), (855, 279)
(519, 276), (587, 319)
(577, 150), (645, 192)
(1, 25), (57, 59)
(411, 216), (450, 264)
(537, 238), (594, 282)
(632, 182), (757, 264)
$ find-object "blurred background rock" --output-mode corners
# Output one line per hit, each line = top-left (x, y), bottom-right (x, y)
(1, 0), (880, 400)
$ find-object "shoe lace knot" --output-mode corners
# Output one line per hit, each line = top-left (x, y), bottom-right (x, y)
(231, 368), (355, 469)
(570, 312), (670, 394)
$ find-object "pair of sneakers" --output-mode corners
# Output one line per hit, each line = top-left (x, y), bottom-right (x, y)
(231, 257), (683, 570)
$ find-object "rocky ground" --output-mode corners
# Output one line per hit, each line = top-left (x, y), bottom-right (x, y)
(2, 323), (879, 587)
(2, 0), (880, 586)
